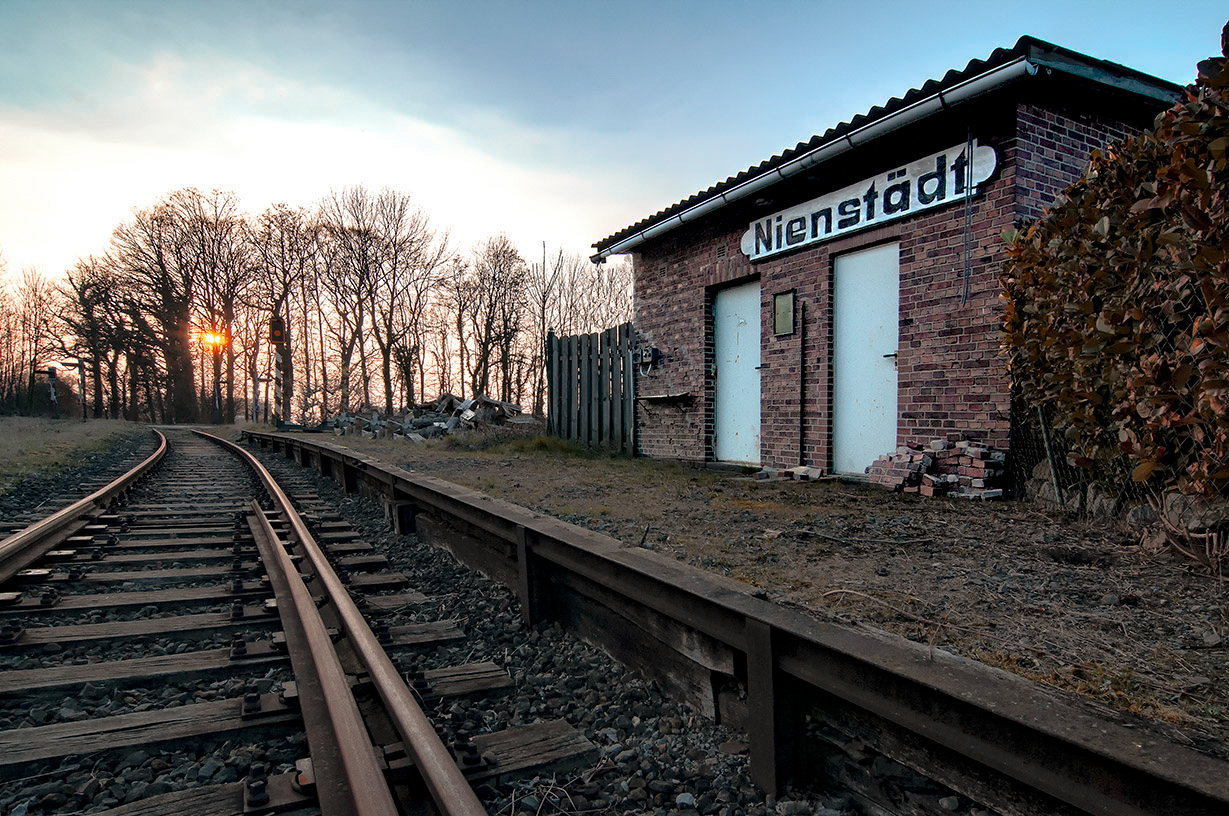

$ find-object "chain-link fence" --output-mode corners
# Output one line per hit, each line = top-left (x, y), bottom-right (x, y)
(1008, 389), (1150, 516)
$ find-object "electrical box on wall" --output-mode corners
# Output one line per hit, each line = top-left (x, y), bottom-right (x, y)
(637, 346), (661, 369)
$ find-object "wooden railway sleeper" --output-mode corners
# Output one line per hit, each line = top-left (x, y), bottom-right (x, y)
(0, 620), (23, 644)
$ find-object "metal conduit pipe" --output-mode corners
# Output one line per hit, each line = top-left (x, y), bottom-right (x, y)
(592, 57), (1037, 262)
(206, 432), (489, 816)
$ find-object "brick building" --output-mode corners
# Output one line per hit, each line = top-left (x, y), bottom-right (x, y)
(591, 37), (1181, 476)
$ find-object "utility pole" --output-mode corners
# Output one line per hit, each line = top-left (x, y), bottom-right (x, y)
(271, 315), (286, 428)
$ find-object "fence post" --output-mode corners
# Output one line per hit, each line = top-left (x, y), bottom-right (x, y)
(546, 329), (556, 434)
(1037, 405), (1065, 508)
(599, 328), (611, 446)
(612, 326), (624, 452)
(580, 333), (592, 447)
(568, 335), (580, 443)
(622, 323), (635, 455)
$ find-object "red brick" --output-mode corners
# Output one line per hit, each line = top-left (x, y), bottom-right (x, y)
(628, 88), (1160, 470)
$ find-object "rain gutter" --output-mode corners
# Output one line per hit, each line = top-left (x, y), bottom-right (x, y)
(591, 56), (1038, 263)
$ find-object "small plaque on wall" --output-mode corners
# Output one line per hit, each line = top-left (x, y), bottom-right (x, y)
(774, 291), (795, 336)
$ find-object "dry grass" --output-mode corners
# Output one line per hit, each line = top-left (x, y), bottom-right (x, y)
(0, 417), (143, 485)
(277, 428), (1229, 752)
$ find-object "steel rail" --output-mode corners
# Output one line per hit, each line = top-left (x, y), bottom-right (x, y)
(0, 429), (167, 585)
(205, 432), (488, 816)
(247, 500), (399, 816)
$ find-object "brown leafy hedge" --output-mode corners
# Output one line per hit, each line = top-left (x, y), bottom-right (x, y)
(1002, 26), (1229, 497)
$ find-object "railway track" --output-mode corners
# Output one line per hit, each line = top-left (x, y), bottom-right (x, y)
(241, 430), (1229, 816)
(0, 429), (627, 816)
(4, 427), (1228, 816)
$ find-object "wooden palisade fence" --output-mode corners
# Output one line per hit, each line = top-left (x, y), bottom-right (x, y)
(546, 323), (635, 454)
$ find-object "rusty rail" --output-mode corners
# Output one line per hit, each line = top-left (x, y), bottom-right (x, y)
(206, 431), (488, 816)
(242, 429), (1229, 816)
(246, 501), (398, 816)
(0, 430), (167, 585)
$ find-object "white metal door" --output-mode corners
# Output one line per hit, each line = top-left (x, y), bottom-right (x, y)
(833, 243), (899, 474)
(714, 281), (761, 464)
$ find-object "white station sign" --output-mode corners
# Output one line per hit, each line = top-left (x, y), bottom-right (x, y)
(740, 140), (997, 261)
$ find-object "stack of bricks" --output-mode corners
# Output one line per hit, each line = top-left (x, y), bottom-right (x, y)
(867, 440), (1007, 499)
(867, 450), (931, 491)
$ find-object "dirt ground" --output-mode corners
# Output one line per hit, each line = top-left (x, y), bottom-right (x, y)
(309, 426), (1229, 760)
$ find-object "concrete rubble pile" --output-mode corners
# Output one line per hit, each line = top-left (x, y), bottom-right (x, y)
(868, 439), (1007, 499)
(328, 394), (526, 441)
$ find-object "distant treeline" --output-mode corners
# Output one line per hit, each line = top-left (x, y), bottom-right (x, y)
(0, 186), (631, 423)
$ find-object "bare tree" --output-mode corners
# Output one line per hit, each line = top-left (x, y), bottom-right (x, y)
(55, 256), (131, 417)
(110, 191), (200, 422)
(369, 190), (449, 412)
(423, 292), (457, 399)
(180, 189), (252, 423)
(13, 268), (58, 413)
(438, 257), (472, 398)
(249, 203), (319, 422)
(525, 244), (564, 416)
(318, 187), (380, 412)
(464, 235), (527, 401)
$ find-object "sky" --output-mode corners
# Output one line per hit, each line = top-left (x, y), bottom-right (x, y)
(0, 0), (1224, 281)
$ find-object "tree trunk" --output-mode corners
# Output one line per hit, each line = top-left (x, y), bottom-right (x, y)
(281, 317), (294, 424)
(317, 303), (329, 418)
(358, 331), (371, 408)
(382, 352), (394, 414)
(91, 357), (104, 418)
(166, 312), (197, 423)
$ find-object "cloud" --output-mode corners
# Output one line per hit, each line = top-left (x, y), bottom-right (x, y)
(0, 50), (627, 276)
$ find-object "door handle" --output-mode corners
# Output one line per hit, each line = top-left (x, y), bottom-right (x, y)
(882, 352), (898, 359)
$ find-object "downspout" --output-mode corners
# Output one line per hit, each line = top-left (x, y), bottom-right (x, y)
(592, 57), (1038, 263)
(798, 299), (806, 467)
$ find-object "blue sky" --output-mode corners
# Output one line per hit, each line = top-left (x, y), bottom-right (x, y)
(0, 0), (1224, 277)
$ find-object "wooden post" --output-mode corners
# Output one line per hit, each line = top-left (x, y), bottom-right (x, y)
(560, 336), (570, 441)
(390, 501), (417, 535)
(611, 326), (624, 453)
(579, 333), (592, 447)
(341, 462), (360, 495)
(568, 336), (580, 443)
(621, 323), (635, 455)
(516, 526), (551, 624)
(599, 328), (611, 446)
(546, 329), (556, 435)
(554, 331), (566, 439)
(745, 618), (792, 796)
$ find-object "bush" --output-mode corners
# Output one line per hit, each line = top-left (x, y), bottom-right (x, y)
(1002, 24), (1229, 498)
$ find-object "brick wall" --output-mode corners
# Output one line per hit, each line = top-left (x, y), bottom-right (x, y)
(632, 225), (754, 463)
(1015, 102), (1143, 222)
(629, 91), (1160, 470)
